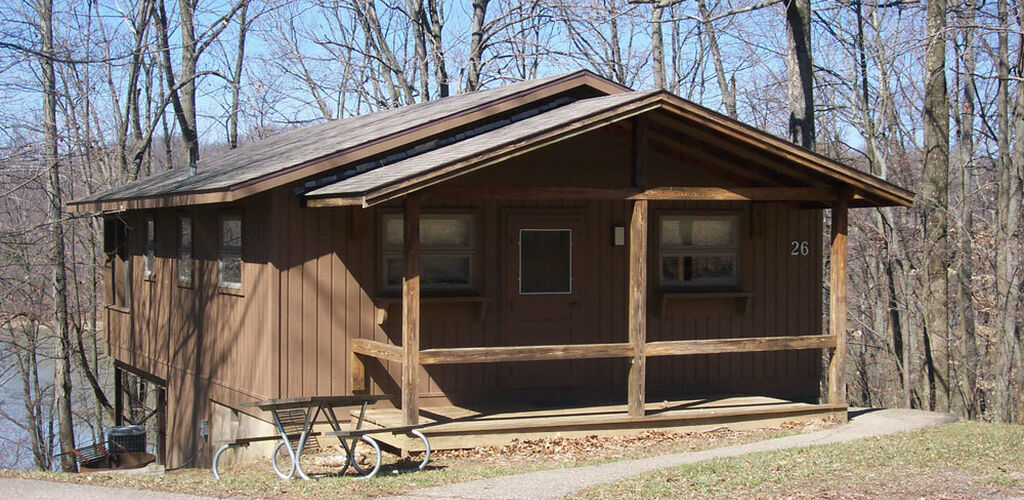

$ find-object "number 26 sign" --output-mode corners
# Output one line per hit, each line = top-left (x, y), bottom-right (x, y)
(790, 240), (809, 256)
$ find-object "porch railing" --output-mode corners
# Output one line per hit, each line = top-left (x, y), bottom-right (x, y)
(350, 333), (835, 386)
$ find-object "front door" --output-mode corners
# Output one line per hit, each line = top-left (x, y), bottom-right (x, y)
(503, 214), (585, 391)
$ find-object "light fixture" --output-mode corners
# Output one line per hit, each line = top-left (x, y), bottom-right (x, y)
(613, 225), (625, 246)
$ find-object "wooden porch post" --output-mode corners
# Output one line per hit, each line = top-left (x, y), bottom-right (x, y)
(628, 199), (648, 417)
(827, 193), (850, 407)
(402, 194), (421, 426)
(156, 386), (167, 464)
(114, 365), (124, 426)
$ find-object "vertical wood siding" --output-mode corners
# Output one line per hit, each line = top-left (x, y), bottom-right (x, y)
(104, 125), (827, 467)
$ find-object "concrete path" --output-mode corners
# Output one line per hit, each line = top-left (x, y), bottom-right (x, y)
(0, 477), (216, 500)
(382, 408), (957, 500)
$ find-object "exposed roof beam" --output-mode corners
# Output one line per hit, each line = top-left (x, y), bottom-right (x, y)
(653, 96), (914, 207)
(308, 186), (845, 205)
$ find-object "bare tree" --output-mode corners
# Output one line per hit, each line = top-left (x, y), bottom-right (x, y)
(35, 0), (76, 472)
(994, 0), (1023, 422)
(464, 0), (492, 91)
(228, 1), (250, 149)
(696, 0), (736, 117)
(952, 0), (979, 417)
(921, 0), (950, 412)
(152, 0), (249, 172)
(785, 0), (814, 149)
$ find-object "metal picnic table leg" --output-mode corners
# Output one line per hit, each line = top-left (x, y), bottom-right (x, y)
(325, 403), (369, 476)
(271, 408), (313, 481)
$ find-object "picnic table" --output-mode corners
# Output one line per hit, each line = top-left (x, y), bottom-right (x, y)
(211, 394), (430, 480)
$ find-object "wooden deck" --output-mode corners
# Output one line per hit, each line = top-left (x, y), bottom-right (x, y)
(353, 396), (847, 452)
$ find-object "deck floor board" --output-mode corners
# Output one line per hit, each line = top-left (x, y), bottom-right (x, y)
(351, 396), (845, 452)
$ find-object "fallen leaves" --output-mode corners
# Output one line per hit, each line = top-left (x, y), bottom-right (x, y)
(431, 421), (828, 465)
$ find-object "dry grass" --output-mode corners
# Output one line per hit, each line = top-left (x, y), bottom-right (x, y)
(579, 421), (1024, 499)
(0, 420), (827, 499)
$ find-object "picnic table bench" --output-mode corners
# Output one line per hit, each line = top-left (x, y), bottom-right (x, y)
(211, 394), (430, 480)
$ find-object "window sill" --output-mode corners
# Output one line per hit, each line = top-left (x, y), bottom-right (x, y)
(217, 285), (244, 297)
(658, 290), (752, 316)
(373, 295), (490, 324)
(177, 281), (193, 290)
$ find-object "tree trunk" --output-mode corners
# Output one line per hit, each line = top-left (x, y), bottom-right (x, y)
(921, 0), (951, 412)
(177, 0), (200, 171)
(426, 0), (448, 98)
(650, 2), (665, 90)
(228, 1), (249, 148)
(994, 0), (1023, 422)
(953, 0), (978, 418)
(37, 0), (76, 471)
(407, 0), (431, 100)
(698, 0), (736, 118)
(465, 0), (490, 92)
(785, 0), (814, 149)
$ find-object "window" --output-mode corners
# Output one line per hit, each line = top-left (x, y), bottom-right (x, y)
(519, 229), (572, 294)
(178, 216), (192, 285)
(219, 214), (242, 288)
(659, 215), (738, 287)
(143, 215), (155, 277)
(104, 217), (130, 307)
(383, 213), (474, 291)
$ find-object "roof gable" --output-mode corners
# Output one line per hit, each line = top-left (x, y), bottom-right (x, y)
(303, 91), (914, 208)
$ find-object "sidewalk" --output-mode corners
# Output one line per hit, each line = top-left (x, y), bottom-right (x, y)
(0, 477), (216, 500)
(380, 408), (957, 500)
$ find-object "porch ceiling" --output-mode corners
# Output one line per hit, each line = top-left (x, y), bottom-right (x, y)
(303, 91), (914, 209)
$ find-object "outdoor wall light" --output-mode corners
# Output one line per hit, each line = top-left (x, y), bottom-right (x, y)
(613, 225), (625, 246)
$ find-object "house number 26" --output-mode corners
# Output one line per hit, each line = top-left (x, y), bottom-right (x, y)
(790, 240), (809, 256)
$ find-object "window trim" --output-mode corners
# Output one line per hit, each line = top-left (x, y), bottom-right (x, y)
(177, 214), (193, 287)
(381, 212), (477, 293)
(104, 217), (131, 308)
(218, 212), (243, 290)
(518, 228), (574, 295)
(657, 213), (740, 289)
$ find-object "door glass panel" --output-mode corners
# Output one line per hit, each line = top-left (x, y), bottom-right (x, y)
(520, 229), (571, 294)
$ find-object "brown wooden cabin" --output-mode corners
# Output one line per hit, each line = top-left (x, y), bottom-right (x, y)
(68, 71), (913, 468)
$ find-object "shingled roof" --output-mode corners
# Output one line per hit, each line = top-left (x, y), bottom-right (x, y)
(304, 91), (660, 201)
(68, 71), (628, 212)
(69, 70), (914, 212)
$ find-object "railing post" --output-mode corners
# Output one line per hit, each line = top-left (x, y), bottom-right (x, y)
(351, 350), (367, 394)
(628, 199), (648, 417)
(828, 192), (850, 408)
(402, 194), (421, 426)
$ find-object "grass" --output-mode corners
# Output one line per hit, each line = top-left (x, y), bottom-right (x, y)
(578, 421), (1024, 499)
(10, 419), (1016, 499)
(0, 424), (815, 499)
(1, 458), (550, 499)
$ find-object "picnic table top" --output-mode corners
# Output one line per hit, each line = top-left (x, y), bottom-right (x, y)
(241, 394), (391, 411)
